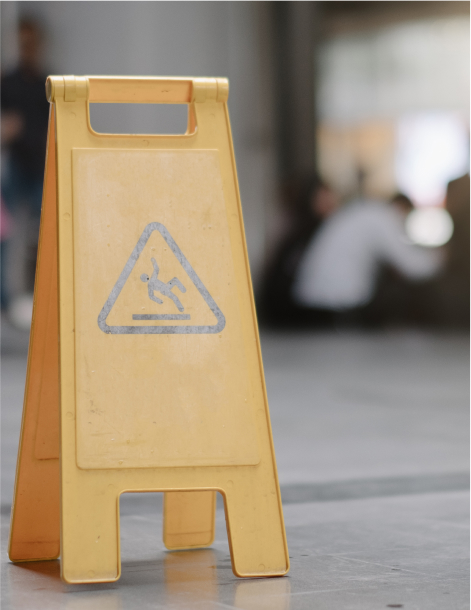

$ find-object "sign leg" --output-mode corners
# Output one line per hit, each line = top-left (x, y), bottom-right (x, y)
(61, 482), (120, 583)
(163, 490), (216, 550)
(223, 472), (289, 577)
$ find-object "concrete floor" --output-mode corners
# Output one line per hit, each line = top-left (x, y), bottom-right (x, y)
(1, 320), (469, 609)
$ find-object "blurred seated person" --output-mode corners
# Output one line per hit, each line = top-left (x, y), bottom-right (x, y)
(258, 175), (338, 327)
(291, 194), (443, 328)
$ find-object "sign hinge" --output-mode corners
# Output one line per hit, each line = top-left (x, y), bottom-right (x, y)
(46, 75), (89, 102)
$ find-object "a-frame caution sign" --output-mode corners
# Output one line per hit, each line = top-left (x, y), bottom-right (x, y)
(8, 76), (289, 583)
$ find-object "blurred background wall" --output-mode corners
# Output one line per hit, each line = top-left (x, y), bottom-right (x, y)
(1, 0), (469, 322)
(1, 1), (278, 285)
(317, 5), (469, 205)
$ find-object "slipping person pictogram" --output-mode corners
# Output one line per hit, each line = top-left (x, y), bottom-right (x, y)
(140, 257), (186, 312)
(98, 222), (226, 334)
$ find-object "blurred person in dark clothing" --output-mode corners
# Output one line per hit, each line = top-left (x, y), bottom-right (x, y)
(425, 173), (470, 328)
(258, 175), (338, 327)
(444, 173), (470, 325)
(292, 194), (443, 328)
(2, 18), (49, 215)
(1, 17), (49, 327)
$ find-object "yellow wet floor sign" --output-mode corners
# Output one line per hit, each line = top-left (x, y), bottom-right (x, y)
(8, 76), (289, 583)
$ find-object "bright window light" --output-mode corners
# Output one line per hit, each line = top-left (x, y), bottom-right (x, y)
(395, 113), (469, 207)
(405, 207), (454, 247)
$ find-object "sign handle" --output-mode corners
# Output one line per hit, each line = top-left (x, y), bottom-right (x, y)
(46, 75), (229, 105)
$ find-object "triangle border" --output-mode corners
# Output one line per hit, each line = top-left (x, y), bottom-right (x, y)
(97, 223), (226, 335)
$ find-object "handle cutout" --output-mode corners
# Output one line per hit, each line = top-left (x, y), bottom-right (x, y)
(89, 103), (191, 136)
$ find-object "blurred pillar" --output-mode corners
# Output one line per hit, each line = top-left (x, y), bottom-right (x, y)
(272, 1), (320, 178)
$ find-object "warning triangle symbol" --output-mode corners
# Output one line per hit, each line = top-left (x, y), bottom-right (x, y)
(98, 223), (226, 335)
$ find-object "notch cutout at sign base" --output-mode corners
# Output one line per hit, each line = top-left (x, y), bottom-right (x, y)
(98, 222), (226, 334)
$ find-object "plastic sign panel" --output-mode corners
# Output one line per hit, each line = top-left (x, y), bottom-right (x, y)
(8, 76), (289, 584)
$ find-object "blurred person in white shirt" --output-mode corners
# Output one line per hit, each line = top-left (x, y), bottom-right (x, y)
(292, 194), (443, 327)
